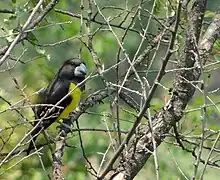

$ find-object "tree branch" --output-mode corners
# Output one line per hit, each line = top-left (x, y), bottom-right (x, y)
(0, 0), (59, 63)
(105, 2), (220, 180)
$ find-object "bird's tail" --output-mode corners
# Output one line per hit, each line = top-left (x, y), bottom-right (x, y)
(26, 126), (43, 155)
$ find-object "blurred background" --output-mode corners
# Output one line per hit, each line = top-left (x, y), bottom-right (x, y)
(0, 0), (220, 179)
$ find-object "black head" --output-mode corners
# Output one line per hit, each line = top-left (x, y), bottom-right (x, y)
(58, 58), (87, 81)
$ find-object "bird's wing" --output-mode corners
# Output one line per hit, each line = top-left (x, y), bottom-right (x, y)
(27, 78), (72, 155)
(35, 78), (72, 125)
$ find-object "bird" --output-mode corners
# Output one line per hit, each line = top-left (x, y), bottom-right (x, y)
(27, 58), (87, 155)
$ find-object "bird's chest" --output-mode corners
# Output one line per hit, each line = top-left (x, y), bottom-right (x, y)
(57, 83), (82, 121)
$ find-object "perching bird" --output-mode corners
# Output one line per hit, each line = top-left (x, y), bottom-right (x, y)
(27, 58), (87, 155)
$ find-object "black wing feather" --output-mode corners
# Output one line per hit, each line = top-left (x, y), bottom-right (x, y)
(27, 77), (72, 154)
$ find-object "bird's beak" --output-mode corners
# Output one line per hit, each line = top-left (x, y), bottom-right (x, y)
(74, 63), (87, 77)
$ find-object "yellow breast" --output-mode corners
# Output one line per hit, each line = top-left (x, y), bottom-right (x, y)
(57, 83), (82, 121)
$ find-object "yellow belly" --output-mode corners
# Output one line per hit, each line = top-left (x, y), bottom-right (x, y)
(57, 83), (82, 121)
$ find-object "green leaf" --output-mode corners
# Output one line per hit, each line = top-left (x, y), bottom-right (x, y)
(214, 39), (220, 49)
(215, 55), (220, 62)
(204, 10), (215, 18)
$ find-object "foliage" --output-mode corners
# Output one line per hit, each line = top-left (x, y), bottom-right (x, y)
(0, 0), (220, 179)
